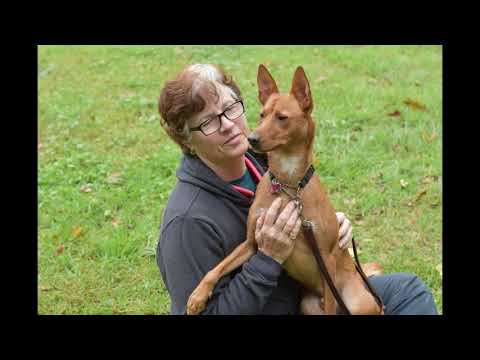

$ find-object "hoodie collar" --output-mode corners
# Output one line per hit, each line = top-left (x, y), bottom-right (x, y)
(176, 151), (266, 206)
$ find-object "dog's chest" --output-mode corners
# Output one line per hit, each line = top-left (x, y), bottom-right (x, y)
(278, 155), (303, 178)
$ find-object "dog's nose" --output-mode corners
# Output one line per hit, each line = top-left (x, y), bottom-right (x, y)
(248, 133), (261, 148)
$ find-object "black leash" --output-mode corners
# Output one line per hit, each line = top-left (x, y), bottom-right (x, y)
(351, 237), (385, 312)
(302, 221), (351, 315)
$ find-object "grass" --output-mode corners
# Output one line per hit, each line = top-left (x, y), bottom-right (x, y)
(38, 45), (442, 314)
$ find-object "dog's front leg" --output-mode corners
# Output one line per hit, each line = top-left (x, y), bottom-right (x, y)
(322, 255), (338, 315)
(186, 239), (257, 315)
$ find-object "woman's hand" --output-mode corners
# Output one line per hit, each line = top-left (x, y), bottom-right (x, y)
(254, 198), (302, 264)
(336, 212), (353, 249)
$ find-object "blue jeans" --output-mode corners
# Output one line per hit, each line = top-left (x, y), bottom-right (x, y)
(369, 273), (439, 315)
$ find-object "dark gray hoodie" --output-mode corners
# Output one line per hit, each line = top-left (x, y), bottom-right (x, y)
(156, 151), (301, 315)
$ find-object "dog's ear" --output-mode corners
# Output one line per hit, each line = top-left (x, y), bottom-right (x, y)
(290, 66), (313, 113)
(257, 64), (278, 105)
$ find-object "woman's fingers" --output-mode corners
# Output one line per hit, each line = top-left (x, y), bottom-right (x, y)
(263, 197), (283, 227)
(274, 201), (297, 231)
(339, 216), (350, 238)
(282, 205), (300, 234)
(255, 210), (266, 246)
(339, 221), (353, 249)
(290, 218), (302, 240)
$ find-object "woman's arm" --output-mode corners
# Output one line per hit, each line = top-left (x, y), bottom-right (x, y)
(157, 216), (284, 315)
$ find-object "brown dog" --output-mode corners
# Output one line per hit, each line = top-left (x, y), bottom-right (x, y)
(186, 65), (383, 315)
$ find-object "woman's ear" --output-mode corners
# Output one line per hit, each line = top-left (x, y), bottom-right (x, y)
(187, 144), (196, 155)
(181, 138), (195, 155)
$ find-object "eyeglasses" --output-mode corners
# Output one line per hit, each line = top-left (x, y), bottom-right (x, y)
(189, 100), (245, 136)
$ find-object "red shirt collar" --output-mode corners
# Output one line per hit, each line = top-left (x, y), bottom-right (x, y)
(231, 156), (262, 198)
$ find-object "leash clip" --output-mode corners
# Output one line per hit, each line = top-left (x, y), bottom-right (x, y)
(302, 219), (313, 228)
(294, 198), (303, 215)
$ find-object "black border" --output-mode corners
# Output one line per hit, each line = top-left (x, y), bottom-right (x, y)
(33, 35), (450, 328)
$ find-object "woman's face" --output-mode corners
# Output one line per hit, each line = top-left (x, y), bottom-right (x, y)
(188, 84), (250, 165)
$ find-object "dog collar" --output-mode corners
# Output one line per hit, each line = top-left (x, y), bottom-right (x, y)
(269, 165), (315, 195)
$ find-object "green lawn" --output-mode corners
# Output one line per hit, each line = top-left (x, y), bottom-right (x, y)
(38, 45), (442, 314)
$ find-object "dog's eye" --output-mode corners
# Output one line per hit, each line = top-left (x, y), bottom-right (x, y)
(259, 112), (264, 118)
(277, 115), (288, 121)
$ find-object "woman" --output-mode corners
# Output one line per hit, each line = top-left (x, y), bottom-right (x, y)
(156, 63), (438, 315)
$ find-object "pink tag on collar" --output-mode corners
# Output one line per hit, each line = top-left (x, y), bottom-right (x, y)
(270, 180), (282, 194)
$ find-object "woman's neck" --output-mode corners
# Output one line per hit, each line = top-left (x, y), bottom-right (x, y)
(197, 154), (246, 182)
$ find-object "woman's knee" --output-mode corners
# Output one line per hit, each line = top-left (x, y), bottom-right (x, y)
(389, 272), (438, 315)
(400, 273), (429, 290)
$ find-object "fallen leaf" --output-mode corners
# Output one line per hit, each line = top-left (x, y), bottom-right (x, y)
(414, 189), (427, 203)
(344, 198), (356, 206)
(400, 179), (408, 189)
(107, 172), (122, 184)
(316, 75), (328, 83)
(112, 308), (128, 314)
(409, 218), (416, 225)
(422, 175), (437, 184)
(436, 264), (442, 276)
(121, 91), (136, 99)
(54, 244), (65, 256)
(379, 184), (386, 193)
(38, 143), (43, 151)
(392, 144), (401, 153)
(362, 262), (384, 277)
(383, 77), (392, 85)
(39, 285), (52, 291)
(422, 131), (437, 144)
(80, 185), (92, 193)
(404, 98), (427, 111)
(111, 218), (122, 228)
(388, 110), (401, 117)
(72, 227), (83, 238)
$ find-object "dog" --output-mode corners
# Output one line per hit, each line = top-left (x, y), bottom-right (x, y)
(186, 65), (384, 315)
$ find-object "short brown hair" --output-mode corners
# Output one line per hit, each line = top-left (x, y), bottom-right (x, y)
(158, 64), (242, 154)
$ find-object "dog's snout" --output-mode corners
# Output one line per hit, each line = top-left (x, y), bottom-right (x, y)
(248, 133), (261, 148)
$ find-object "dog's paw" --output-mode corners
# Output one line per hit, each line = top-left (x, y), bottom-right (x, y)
(186, 284), (213, 315)
(362, 262), (384, 277)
